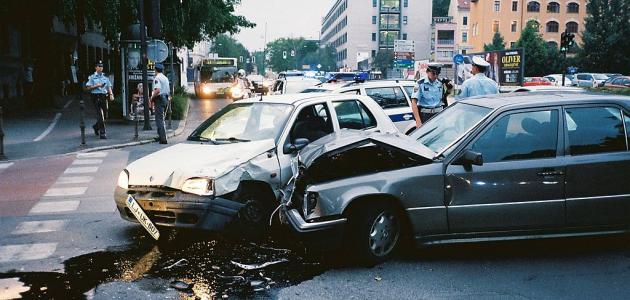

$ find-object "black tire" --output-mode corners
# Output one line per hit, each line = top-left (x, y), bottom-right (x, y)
(232, 187), (275, 238)
(346, 202), (402, 265)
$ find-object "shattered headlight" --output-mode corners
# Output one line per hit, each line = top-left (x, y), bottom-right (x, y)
(182, 178), (214, 196)
(117, 170), (129, 189)
(304, 191), (319, 217)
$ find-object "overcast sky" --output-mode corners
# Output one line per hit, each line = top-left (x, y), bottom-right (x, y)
(233, 0), (335, 51)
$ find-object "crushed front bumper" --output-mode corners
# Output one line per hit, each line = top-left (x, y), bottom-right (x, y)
(282, 207), (346, 248)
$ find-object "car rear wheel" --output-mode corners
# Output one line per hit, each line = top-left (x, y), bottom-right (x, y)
(347, 202), (401, 264)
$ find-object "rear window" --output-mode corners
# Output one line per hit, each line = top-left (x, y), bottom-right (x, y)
(365, 87), (408, 109)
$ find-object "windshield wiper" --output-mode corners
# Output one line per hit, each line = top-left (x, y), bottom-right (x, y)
(188, 136), (217, 144)
(214, 137), (251, 143)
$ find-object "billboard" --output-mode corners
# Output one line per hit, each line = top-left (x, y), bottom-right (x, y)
(455, 49), (524, 86)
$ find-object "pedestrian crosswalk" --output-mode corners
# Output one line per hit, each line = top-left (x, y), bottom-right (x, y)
(0, 151), (112, 264)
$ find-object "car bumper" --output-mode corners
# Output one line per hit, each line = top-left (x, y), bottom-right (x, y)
(114, 187), (243, 231)
(282, 207), (346, 248)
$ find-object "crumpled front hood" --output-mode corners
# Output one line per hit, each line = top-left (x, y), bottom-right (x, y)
(299, 130), (436, 167)
(126, 140), (276, 189)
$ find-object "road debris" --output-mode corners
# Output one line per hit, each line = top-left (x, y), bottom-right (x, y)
(231, 259), (289, 270)
(170, 280), (193, 291)
(163, 258), (189, 270)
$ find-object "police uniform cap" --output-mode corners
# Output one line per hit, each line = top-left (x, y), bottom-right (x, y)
(95, 60), (104, 67)
(472, 56), (490, 67)
(426, 64), (442, 74)
(155, 63), (164, 71)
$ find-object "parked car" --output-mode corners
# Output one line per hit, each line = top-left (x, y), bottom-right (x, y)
(572, 73), (609, 87)
(247, 74), (271, 95)
(281, 92), (630, 263)
(114, 94), (398, 237)
(505, 86), (585, 93)
(271, 77), (322, 94)
(605, 73), (623, 80)
(604, 76), (630, 89)
(544, 74), (574, 86)
(524, 77), (552, 86)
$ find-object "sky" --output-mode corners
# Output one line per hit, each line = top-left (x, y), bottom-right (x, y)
(233, 0), (336, 51)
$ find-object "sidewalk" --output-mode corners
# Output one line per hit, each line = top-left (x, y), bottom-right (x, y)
(1, 95), (190, 161)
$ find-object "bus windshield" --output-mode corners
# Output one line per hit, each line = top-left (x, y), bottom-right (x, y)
(200, 66), (236, 83)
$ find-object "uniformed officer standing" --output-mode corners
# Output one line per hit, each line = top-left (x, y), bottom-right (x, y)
(151, 64), (170, 144)
(457, 56), (499, 99)
(410, 64), (452, 127)
(85, 60), (114, 139)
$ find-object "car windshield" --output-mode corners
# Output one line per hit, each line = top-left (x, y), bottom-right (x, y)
(410, 103), (492, 155)
(301, 88), (331, 93)
(188, 103), (293, 143)
(593, 74), (608, 80)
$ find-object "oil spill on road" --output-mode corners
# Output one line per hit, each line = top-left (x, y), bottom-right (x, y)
(0, 228), (333, 299)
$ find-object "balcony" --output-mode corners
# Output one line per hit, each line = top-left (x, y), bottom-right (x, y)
(437, 39), (455, 45)
(380, 6), (401, 13)
(432, 16), (454, 24)
(380, 23), (400, 30)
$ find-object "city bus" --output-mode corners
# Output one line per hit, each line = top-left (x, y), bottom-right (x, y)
(193, 57), (237, 98)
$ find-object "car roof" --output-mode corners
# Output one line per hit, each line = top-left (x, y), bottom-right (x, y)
(237, 93), (370, 105)
(460, 92), (630, 110)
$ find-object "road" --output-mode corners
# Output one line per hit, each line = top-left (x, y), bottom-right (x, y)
(2, 96), (630, 299)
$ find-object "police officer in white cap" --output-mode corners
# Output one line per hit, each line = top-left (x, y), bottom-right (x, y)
(457, 56), (499, 99)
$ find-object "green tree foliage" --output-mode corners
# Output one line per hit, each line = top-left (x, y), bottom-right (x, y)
(578, 0), (630, 73)
(212, 34), (250, 70)
(373, 50), (394, 76)
(484, 32), (506, 51)
(515, 20), (549, 76)
(432, 0), (450, 17)
(266, 38), (336, 72)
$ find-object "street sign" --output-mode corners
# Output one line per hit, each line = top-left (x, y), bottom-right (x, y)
(290, 50), (295, 57)
(282, 51), (287, 59)
(394, 59), (414, 68)
(453, 54), (464, 64)
(394, 40), (415, 53)
(567, 66), (578, 74)
(147, 40), (168, 63)
(394, 51), (414, 60)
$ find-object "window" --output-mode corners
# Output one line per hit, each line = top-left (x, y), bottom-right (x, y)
(365, 87), (408, 109)
(372, 16), (377, 24)
(373, 0), (377, 7)
(341, 89), (360, 95)
(512, 1), (518, 11)
(471, 110), (559, 163)
(492, 20), (500, 33)
(547, 2), (560, 13)
(511, 21), (517, 32)
(333, 100), (377, 130)
(546, 21), (559, 33)
(565, 107), (627, 155)
(494, 0), (501, 11)
(566, 21), (578, 33)
(290, 104), (333, 143)
(510, 41), (516, 48)
(462, 49), (467, 54)
(462, 32), (468, 43)
(567, 2), (579, 13)
(380, 14), (400, 29)
(403, 16), (408, 25)
(372, 50), (377, 57)
(527, 1), (540, 12)
(372, 33), (377, 41)
(403, 33), (408, 40)
(404, 0), (408, 7)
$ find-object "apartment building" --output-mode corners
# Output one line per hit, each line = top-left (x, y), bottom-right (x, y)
(469, 0), (587, 52)
(320, 0), (432, 71)
(448, 0), (473, 54)
(430, 17), (457, 78)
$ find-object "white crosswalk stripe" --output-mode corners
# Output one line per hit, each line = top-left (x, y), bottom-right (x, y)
(0, 162), (13, 169)
(55, 176), (93, 184)
(64, 166), (98, 174)
(77, 152), (108, 158)
(0, 243), (57, 263)
(29, 200), (81, 214)
(44, 187), (87, 197)
(72, 159), (103, 165)
(12, 220), (67, 235)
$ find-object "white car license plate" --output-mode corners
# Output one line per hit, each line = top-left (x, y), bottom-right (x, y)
(125, 195), (160, 240)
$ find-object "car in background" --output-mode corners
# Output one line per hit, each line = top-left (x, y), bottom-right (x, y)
(604, 76), (630, 89)
(271, 77), (322, 94)
(281, 92), (630, 263)
(247, 74), (271, 95)
(325, 72), (369, 83)
(572, 73), (609, 87)
(605, 73), (623, 80)
(544, 74), (574, 86)
(524, 77), (552, 86)
(505, 86), (585, 93)
(114, 94), (398, 237)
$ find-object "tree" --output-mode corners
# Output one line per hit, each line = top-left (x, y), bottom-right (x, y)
(433, 0), (450, 17)
(265, 38), (334, 72)
(578, 0), (630, 73)
(373, 50), (394, 77)
(484, 32), (506, 51)
(212, 34), (250, 70)
(515, 20), (549, 76)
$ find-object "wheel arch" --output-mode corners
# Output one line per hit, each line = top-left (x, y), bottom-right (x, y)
(342, 193), (413, 236)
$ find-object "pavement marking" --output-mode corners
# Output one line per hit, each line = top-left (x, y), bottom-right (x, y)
(33, 112), (62, 142)
(56, 176), (94, 184)
(64, 166), (99, 174)
(29, 200), (80, 214)
(12, 220), (67, 235)
(44, 187), (87, 197)
(0, 243), (57, 263)
(0, 162), (13, 169)
(63, 99), (74, 109)
(77, 152), (108, 158)
(72, 159), (103, 165)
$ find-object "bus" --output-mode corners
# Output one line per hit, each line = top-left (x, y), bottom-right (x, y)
(194, 57), (237, 98)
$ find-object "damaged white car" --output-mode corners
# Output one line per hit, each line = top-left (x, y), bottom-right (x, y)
(114, 94), (397, 235)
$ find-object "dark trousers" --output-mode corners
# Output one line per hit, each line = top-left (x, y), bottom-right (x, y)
(155, 94), (168, 142)
(420, 112), (437, 123)
(91, 94), (108, 135)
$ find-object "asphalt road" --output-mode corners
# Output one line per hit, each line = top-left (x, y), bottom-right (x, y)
(2, 96), (630, 299)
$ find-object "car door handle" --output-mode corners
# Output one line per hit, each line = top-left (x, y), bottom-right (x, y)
(537, 170), (564, 177)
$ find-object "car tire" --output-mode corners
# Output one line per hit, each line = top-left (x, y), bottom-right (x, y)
(232, 186), (274, 238)
(346, 202), (402, 265)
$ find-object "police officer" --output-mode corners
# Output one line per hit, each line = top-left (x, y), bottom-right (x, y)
(457, 56), (499, 99)
(151, 64), (170, 144)
(411, 64), (452, 127)
(85, 60), (114, 139)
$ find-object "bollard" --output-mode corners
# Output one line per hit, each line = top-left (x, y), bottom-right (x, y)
(0, 106), (6, 160)
(167, 96), (173, 129)
(79, 100), (86, 146)
(134, 106), (139, 141)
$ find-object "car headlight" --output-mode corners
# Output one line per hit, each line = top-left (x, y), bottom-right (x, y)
(231, 87), (242, 96)
(202, 85), (212, 94)
(117, 170), (129, 189)
(182, 178), (214, 196)
(304, 191), (318, 217)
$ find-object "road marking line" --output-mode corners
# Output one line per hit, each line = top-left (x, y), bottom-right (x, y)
(0, 243), (57, 263)
(64, 166), (98, 174)
(12, 220), (67, 235)
(72, 159), (103, 165)
(56, 176), (93, 184)
(44, 187), (87, 197)
(63, 99), (74, 109)
(33, 113), (62, 142)
(29, 201), (80, 214)
(0, 162), (13, 169)
(77, 152), (108, 158)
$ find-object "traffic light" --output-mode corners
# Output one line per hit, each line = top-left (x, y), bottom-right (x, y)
(560, 31), (575, 53)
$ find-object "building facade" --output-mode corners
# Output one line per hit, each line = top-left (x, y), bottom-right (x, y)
(448, 0), (473, 54)
(430, 17), (457, 78)
(320, 0), (432, 71)
(469, 0), (587, 52)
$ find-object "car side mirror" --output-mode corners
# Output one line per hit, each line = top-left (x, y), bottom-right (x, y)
(454, 149), (483, 167)
(283, 138), (310, 154)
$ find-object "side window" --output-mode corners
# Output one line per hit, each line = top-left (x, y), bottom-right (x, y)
(341, 89), (360, 95)
(625, 111), (630, 147)
(289, 103), (333, 143)
(565, 107), (626, 155)
(471, 110), (558, 163)
(577, 75), (587, 80)
(333, 100), (377, 130)
(365, 87), (407, 109)
(403, 86), (414, 99)
(622, 79), (630, 86)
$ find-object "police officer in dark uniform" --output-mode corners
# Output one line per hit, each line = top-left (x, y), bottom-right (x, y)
(85, 60), (114, 139)
(410, 64), (453, 127)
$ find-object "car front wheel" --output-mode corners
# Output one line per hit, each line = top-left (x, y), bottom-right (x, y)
(347, 203), (401, 264)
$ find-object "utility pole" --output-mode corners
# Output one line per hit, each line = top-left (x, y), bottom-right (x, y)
(139, 0), (152, 130)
